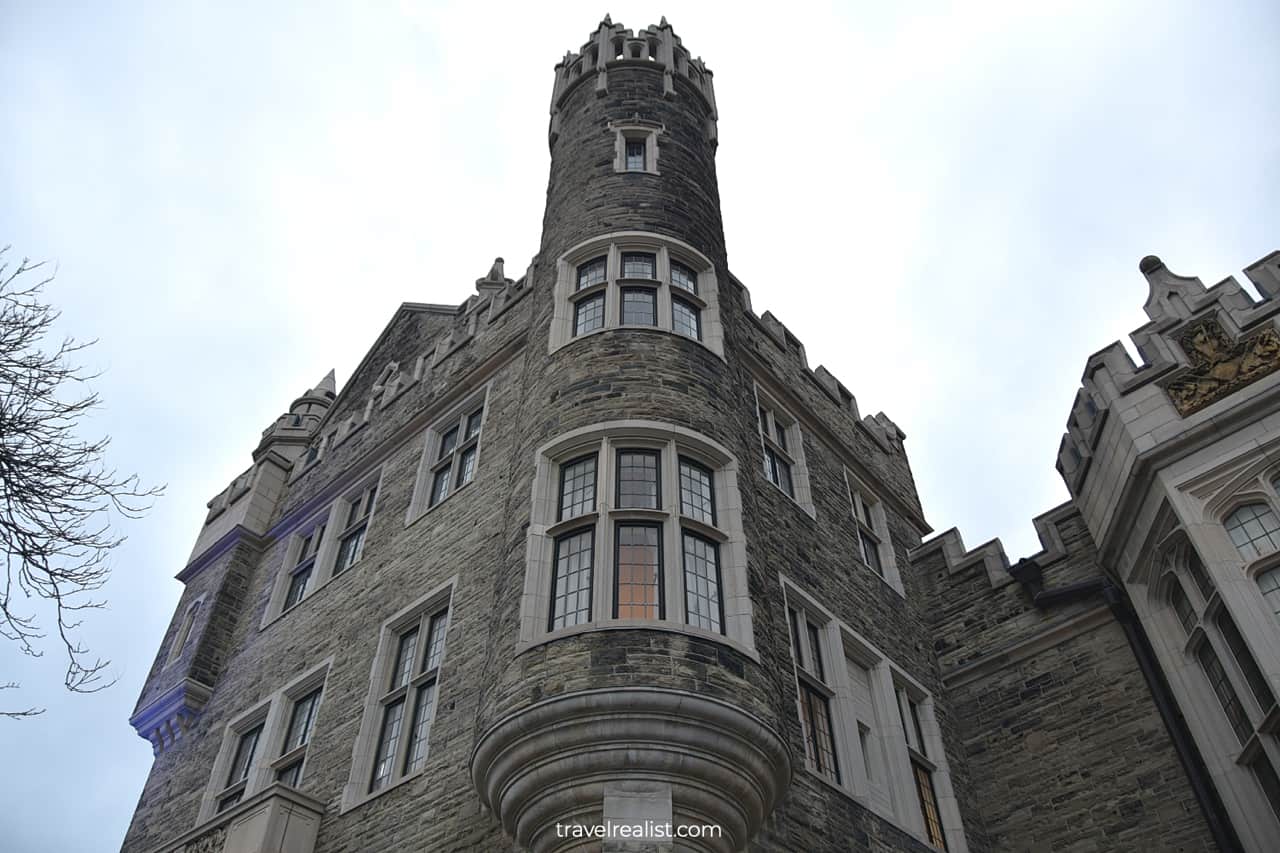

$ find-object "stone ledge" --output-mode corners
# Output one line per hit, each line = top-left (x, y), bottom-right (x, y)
(471, 687), (791, 853)
(129, 677), (213, 755)
(142, 784), (325, 853)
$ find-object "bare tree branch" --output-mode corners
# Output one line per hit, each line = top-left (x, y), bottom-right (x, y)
(0, 245), (162, 717)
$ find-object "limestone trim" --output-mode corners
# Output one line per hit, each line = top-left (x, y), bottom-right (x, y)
(518, 420), (753, 653)
(783, 576), (970, 853)
(341, 576), (456, 813)
(164, 595), (207, 669)
(548, 231), (725, 359)
(608, 117), (663, 174)
(129, 677), (213, 755)
(471, 687), (790, 853)
(940, 604), (1114, 689)
(197, 659), (333, 825)
(142, 783), (326, 853)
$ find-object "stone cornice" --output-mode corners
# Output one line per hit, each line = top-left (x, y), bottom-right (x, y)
(128, 677), (214, 755)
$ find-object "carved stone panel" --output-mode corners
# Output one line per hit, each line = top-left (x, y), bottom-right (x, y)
(1162, 317), (1280, 416)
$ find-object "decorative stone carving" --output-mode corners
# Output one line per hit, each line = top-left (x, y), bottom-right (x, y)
(1163, 318), (1280, 416)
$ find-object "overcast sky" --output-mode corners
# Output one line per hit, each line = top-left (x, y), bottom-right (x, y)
(2, 2), (1277, 850)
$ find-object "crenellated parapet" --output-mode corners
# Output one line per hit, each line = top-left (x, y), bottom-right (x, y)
(1056, 249), (1280, 557)
(549, 16), (718, 147)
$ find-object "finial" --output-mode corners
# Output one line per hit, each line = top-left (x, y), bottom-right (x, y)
(602, 14), (612, 25)
(1139, 255), (1164, 275)
(314, 369), (337, 395)
(485, 257), (506, 282)
(660, 16), (668, 26)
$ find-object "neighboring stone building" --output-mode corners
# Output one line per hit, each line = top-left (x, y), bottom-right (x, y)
(120, 17), (1280, 853)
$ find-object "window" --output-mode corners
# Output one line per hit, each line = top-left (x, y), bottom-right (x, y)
(275, 687), (322, 787)
(758, 404), (794, 497)
(1197, 641), (1252, 745)
(783, 580), (967, 853)
(1252, 753), (1280, 821)
(335, 483), (377, 574)
(285, 526), (325, 609)
(1259, 567), (1280, 625)
(620, 287), (657, 326)
(202, 662), (331, 822)
(848, 482), (893, 580)
(551, 234), (724, 357)
(755, 390), (813, 516)
(346, 588), (452, 809)
(671, 296), (701, 340)
(789, 609), (839, 784)
(415, 395), (486, 514)
(1225, 502), (1280, 560)
(369, 607), (449, 793)
(1215, 610), (1276, 713)
(1185, 548), (1215, 600)
(522, 422), (752, 651)
(625, 139), (646, 171)
(1169, 581), (1197, 635)
(166, 599), (203, 666)
(577, 256), (606, 291)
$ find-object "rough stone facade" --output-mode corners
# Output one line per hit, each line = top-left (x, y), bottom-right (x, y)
(120, 16), (1274, 853)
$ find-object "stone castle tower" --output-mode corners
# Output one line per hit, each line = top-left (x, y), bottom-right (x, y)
(121, 18), (1280, 853)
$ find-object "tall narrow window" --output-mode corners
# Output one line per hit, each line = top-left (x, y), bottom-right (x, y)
(275, 687), (322, 787)
(1258, 567), (1280, 625)
(1215, 610), (1276, 713)
(682, 533), (722, 633)
(1185, 549), (1215, 600)
(800, 683), (840, 784)
(1169, 581), (1197, 635)
(167, 599), (203, 665)
(218, 723), (263, 812)
(625, 139), (646, 171)
(426, 403), (485, 508)
(851, 489), (885, 576)
(615, 523), (662, 619)
(620, 288), (657, 326)
(1252, 752), (1280, 821)
(370, 606), (449, 792)
(789, 608), (839, 783)
(913, 761), (948, 850)
(285, 526), (325, 609)
(574, 292), (605, 335)
(335, 483), (377, 574)
(1225, 503), (1280, 560)
(678, 458), (715, 525)
(550, 529), (594, 630)
(1196, 641), (1252, 745)
(617, 450), (660, 509)
(758, 403), (795, 498)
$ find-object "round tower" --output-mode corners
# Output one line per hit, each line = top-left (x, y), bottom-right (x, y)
(472, 18), (790, 853)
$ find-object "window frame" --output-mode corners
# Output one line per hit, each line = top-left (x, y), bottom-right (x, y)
(845, 468), (905, 595)
(165, 596), (206, 668)
(550, 232), (724, 359)
(343, 580), (455, 812)
(754, 385), (815, 517)
(409, 388), (489, 520)
(520, 421), (754, 656)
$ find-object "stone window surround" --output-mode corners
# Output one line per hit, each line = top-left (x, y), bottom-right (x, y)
(753, 383), (816, 519)
(609, 118), (662, 175)
(342, 576), (456, 813)
(844, 467), (904, 597)
(260, 469), (385, 628)
(518, 420), (755, 659)
(782, 577), (970, 853)
(1143, 531), (1280, 843)
(549, 231), (725, 359)
(164, 595), (206, 668)
(406, 385), (490, 522)
(197, 659), (333, 824)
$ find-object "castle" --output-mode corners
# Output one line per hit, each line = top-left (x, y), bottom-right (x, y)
(121, 18), (1280, 853)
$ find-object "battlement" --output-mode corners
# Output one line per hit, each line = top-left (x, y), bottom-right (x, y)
(1058, 250), (1280, 496)
(550, 17), (718, 146)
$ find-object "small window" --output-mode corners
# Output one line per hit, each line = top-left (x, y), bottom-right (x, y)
(678, 457), (715, 525)
(757, 400), (797, 499)
(370, 607), (449, 792)
(670, 260), (698, 294)
(576, 256), (606, 291)
(166, 599), (203, 666)
(1251, 752), (1280, 822)
(217, 723), (263, 812)
(625, 139), (645, 172)
(424, 402), (485, 510)
(800, 683), (840, 784)
(558, 454), (598, 521)
(1225, 502), (1280, 560)
(620, 287), (657, 326)
(615, 523), (662, 619)
(912, 761), (948, 850)
(682, 533), (722, 633)
(285, 525), (326, 609)
(1258, 567), (1280, 625)
(1169, 581), (1197, 635)
(335, 483), (377, 574)
(1184, 548), (1215, 600)
(1196, 641), (1252, 745)
(622, 252), (656, 279)
(617, 449), (660, 509)
(671, 297), (701, 340)
(574, 292), (606, 335)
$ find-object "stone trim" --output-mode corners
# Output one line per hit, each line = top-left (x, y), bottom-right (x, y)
(608, 117), (663, 174)
(471, 687), (790, 853)
(143, 783), (325, 853)
(129, 677), (214, 755)
(940, 604), (1114, 688)
(518, 420), (753, 653)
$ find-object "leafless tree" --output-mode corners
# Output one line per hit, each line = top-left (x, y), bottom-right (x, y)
(0, 246), (161, 718)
